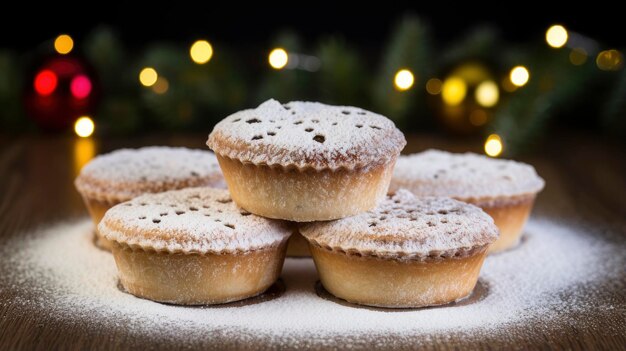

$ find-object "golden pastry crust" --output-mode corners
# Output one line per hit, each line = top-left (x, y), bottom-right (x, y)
(100, 187), (291, 305)
(301, 190), (496, 308)
(390, 149), (544, 205)
(286, 231), (311, 257)
(300, 190), (498, 260)
(310, 245), (487, 308)
(207, 99), (406, 171)
(480, 195), (535, 253)
(111, 243), (287, 305)
(75, 146), (225, 203)
(216, 155), (396, 222)
(99, 188), (291, 254)
(390, 150), (543, 253)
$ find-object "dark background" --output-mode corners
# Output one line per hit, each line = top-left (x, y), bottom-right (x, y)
(6, 8), (623, 51)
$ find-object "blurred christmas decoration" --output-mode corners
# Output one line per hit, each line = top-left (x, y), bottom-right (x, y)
(0, 17), (624, 157)
(435, 62), (498, 134)
(24, 56), (98, 131)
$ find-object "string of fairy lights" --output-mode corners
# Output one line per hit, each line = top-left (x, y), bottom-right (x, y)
(55, 24), (623, 158)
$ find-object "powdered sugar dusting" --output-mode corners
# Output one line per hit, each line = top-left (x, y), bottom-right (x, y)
(100, 187), (291, 254)
(207, 99), (406, 170)
(75, 147), (225, 201)
(300, 189), (498, 259)
(1, 217), (623, 348)
(391, 150), (545, 201)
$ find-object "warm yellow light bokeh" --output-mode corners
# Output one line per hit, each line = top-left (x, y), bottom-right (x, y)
(54, 34), (74, 55)
(441, 77), (467, 106)
(596, 49), (624, 71)
(74, 116), (95, 138)
(269, 48), (289, 69)
(139, 67), (158, 87)
(152, 77), (169, 94)
(190, 40), (213, 64)
(569, 48), (588, 66)
(426, 78), (442, 95)
(546, 25), (568, 48)
(475, 81), (499, 107)
(394, 69), (415, 91)
(484, 134), (503, 157)
(510, 66), (530, 87)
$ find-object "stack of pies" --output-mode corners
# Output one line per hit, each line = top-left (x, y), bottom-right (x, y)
(78, 99), (543, 307)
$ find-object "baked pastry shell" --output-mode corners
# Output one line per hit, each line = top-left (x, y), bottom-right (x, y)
(308, 244), (488, 308)
(80, 196), (121, 250)
(216, 155), (397, 222)
(286, 231), (311, 257)
(110, 241), (288, 305)
(468, 194), (536, 253)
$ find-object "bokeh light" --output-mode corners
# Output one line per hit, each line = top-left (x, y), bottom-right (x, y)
(510, 66), (530, 87)
(70, 75), (92, 99)
(34, 70), (58, 96)
(152, 77), (169, 94)
(441, 77), (467, 106)
(394, 69), (415, 91)
(54, 34), (74, 55)
(569, 48), (588, 66)
(596, 50), (624, 71)
(426, 78), (442, 95)
(269, 48), (289, 70)
(545, 25), (568, 48)
(139, 67), (158, 87)
(74, 116), (95, 138)
(475, 81), (499, 107)
(189, 40), (213, 64)
(484, 134), (503, 157)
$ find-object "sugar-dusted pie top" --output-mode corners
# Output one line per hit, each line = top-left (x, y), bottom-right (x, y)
(390, 150), (545, 204)
(99, 188), (292, 254)
(299, 190), (498, 260)
(207, 99), (406, 170)
(75, 146), (225, 202)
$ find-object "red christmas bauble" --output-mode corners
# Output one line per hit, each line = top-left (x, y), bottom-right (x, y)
(24, 56), (99, 131)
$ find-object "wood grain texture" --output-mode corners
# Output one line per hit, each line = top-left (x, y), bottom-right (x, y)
(0, 134), (624, 351)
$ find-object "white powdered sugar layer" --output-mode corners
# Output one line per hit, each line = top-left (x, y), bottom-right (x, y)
(300, 190), (498, 259)
(207, 99), (406, 170)
(391, 150), (545, 201)
(2, 217), (622, 348)
(75, 147), (224, 201)
(99, 187), (291, 254)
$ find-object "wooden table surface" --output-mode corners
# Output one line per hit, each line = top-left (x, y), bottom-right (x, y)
(0, 133), (624, 350)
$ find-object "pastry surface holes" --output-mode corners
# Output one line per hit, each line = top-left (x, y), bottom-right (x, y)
(251, 135), (264, 141)
(189, 207), (198, 211)
(341, 110), (351, 115)
(224, 223), (235, 229)
(370, 125), (381, 130)
(152, 219), (161, 223)
(217, 198), (232, 204)
(246, 118), (261, 124)
(175, 210), (185, 215)
(305, 128), (314, 132)
(267, 131), (276, 136)
(313, 135), (325, 144)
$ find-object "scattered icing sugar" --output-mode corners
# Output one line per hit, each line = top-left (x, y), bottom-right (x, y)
(2, 217), (622, 348)
(207, 99), (406, 170)
(300, 190), (498, 259)
(390, 150), (545, 201)
(75, 147), (225, 201)
(100, 187), (292, 254)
